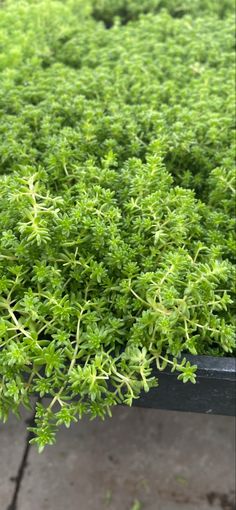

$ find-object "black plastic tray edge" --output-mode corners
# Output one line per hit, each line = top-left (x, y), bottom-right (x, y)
(157, 354), (236, 380)
(133, 355), (236, 416)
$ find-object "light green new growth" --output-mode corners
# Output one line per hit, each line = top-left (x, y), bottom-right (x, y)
(0, 0), (235, 451)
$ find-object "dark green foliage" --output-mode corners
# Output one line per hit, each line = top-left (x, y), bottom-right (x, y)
(0, 0), (235, 450)
(91, 0), (235, 26)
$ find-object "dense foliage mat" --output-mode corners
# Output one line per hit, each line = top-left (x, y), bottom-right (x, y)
(0, 0), (235, 450)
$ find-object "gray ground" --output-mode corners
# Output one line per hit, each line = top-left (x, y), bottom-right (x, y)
(0, 406), (235, 510)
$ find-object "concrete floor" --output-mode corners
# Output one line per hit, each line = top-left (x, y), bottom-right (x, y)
(0, 406), (235, 510)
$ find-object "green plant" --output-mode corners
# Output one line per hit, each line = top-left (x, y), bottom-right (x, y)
(0, 0), (235, 451)
(130, 500), (142, 510)
(91, 0), (235, 26)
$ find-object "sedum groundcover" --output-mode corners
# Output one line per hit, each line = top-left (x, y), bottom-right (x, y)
(0, 0), (235, 450)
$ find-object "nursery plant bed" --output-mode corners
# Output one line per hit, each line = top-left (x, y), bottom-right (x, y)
(134, 355), (236, 416)
(0, 0), (235, 450)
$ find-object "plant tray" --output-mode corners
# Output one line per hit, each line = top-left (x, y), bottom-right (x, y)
(133, 355), (236, 416)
